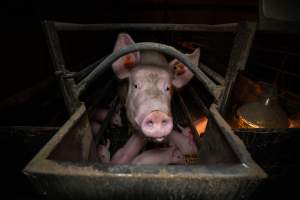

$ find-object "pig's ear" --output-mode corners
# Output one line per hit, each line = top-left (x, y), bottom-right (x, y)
(170, 48), (200, 89)
(112, 33), (141, 79)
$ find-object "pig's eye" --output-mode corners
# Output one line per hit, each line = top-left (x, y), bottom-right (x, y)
(164, 84), (171, 93)
(133, 82), (141, 89)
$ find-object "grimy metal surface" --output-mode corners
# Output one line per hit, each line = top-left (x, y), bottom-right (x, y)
(23, 104), (266, 200)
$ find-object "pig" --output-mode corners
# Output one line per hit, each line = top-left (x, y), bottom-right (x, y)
(112, 33), (200, 142)
(131, 147), (185, 165)
(110, 133), (146, 164)
(97, 139), (111, 163)
(168, 126), (198, 155)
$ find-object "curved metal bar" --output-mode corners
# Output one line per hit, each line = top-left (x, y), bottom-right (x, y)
(54, 22), (238, 32)
(77, 42), (221, 99)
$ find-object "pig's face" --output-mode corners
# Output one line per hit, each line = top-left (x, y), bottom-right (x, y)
(112, 33), (200, 142)
(126, 66), (173, 141)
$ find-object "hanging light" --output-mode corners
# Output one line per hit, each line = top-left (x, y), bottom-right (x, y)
(236, 83), (289, 128)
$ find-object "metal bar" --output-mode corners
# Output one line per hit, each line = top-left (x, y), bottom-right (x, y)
(175, 92), (202, 150)
(252, 61), (300, 79)
(42, 21), (80, 115)
(186, 85), (210, 116)
(0, 126), (59, 136)
(219, 22), (257, 114)
(273, 54), (288, 84)
(87, 77), (117, 118)
(209, 104), (253, 166)
(94, 97), (119, 147)
(199, 63), (225, 85)
(234, 127), (300, 133)
(253, 46), (300, 57)
(78, 42), (221, 100)
(54, 22), (238, 32)
(74, 57), (105, 82)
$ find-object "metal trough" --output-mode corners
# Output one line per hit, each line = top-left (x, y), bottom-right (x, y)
(23, 100), (266, 199)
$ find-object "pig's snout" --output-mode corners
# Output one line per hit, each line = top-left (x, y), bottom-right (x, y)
(141, 111), (173, 140)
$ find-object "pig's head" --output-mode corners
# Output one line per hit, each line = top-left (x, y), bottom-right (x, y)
(112, 33), (200, 142)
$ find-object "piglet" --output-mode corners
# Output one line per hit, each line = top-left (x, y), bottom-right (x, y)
(168, 127), (198, 155)
(97, 139), (111, 163)
(93, 108), (122, 127)
(110, 133), (146, 164)
(91, 108), (123, 135)
(131, 147), (185, 165)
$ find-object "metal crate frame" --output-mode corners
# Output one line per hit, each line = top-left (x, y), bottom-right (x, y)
(22, 21), (266, 200)
(42, 21), (256, 115)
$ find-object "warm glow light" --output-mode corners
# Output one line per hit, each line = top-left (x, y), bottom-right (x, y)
(289, 120), (294, 128)
(237, 115), (262, 128)
(194, 117), (208, 135)
(289, 119), (300, 128)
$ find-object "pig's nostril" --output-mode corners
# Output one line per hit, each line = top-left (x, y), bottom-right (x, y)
(146, 120), (153, 127)
(162, 120), (168, 125)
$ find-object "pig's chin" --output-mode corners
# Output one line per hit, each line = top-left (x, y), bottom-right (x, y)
(154, 137), (166, 142)
(144, 136), (167, 143)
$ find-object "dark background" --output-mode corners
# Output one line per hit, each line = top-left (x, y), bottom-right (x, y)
(0, 0), (258, 100)
(1, 0), (299, 103)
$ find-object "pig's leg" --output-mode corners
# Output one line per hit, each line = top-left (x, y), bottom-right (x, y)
(131, 147), (185, 165)
(167, 128), (198, 155)
(110, 133), (146, 164)
(97, 139), (111, 163)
